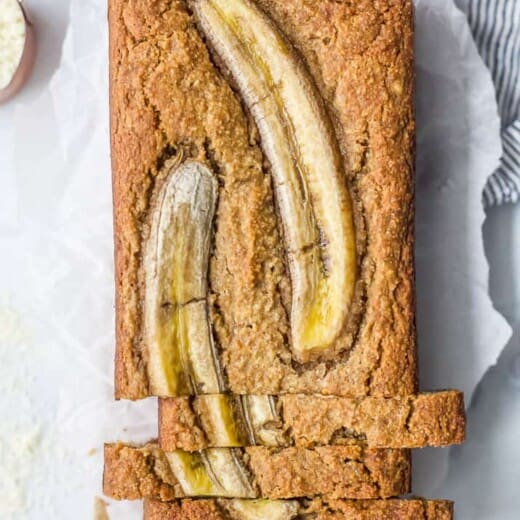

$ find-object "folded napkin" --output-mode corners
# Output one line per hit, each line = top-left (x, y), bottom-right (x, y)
(457, 0), (520, 206)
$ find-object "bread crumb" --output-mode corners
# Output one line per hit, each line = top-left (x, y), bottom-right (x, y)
(94, 497), (110, 520)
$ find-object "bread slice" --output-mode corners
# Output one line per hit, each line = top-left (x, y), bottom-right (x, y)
(110, 0), (417, 400)
(144, 497), (453, 520)
(103, 443), (410, 500)
(159, 390), (465, 450)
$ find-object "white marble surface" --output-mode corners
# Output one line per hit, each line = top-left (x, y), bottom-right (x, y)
(0, 0), (518, 518)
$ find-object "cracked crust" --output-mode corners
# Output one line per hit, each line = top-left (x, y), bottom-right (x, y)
(110, 0), (416, 398)
(144, 498), (454, 520)
(158, 390), (465, 450)
(103, 443), (410, 500)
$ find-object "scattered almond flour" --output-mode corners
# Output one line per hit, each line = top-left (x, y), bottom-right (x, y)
(0, 425), (40, 515)
(0, 300), (40, 516)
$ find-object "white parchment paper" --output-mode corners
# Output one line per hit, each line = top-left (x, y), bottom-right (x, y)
(413, 0), (511, 494)
(0, 0), (511, 518)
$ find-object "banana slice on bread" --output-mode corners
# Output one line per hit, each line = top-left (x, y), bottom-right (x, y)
(144, 161), (222, 396)
(191, 0), (357, 362)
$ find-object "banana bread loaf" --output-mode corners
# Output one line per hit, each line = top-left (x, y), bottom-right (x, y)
(110, 0), (416, 400)
(106, 1), (465, 515)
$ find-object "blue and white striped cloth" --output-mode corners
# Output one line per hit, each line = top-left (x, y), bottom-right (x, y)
(456, 0), (520, 206)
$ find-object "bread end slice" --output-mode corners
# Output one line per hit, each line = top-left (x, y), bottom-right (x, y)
(143, 497), (453, 520)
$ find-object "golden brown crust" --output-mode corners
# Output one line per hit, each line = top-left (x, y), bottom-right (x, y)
(103, 443), (410, 500)
(143, 497), (454, 520)
(159, 391), (465, 450)
(110, 0), (416, 398)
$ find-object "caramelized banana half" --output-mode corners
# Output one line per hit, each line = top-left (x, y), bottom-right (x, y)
(144, 161), (223, 396)
(194, 394), (285, 448)
(166, 448), (255, 497)
(192, 0), (357, 361)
